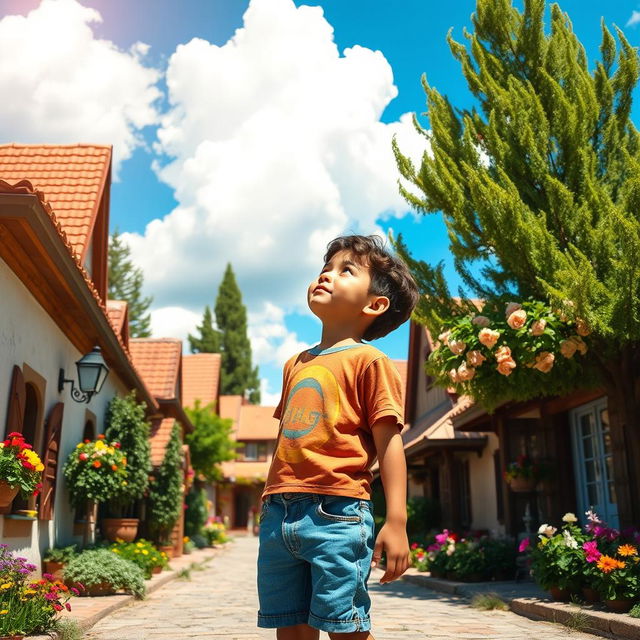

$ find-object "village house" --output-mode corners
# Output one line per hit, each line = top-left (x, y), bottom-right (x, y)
(0, 144), (195, 563)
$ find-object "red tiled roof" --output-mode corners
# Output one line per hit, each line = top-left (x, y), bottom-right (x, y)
(236, 405), (279, 441)
(106, 300), (127, 335)
(182, 353), (221, 409)
(219, 395), (243, 436)
(129, 339), (182, 400)
(149, 417), (178, 467)
(0, 144), (111, 259)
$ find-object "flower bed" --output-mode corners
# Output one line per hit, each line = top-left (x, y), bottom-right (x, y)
(410, 530), (516, 582)
(0, 544), (79, 637)
(522, 511), (640, 613)
(203, 517), (230, 546)
(109, 539), (168, 579)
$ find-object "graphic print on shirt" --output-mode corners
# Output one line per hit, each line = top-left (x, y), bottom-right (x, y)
(277, 365), (340, 464)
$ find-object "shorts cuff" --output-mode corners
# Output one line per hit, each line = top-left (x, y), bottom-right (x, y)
(308, 611), (371, 633)
(257, 609), (309, 629)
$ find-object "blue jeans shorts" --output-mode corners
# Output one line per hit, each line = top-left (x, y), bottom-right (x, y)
(256, 491), (375, 633)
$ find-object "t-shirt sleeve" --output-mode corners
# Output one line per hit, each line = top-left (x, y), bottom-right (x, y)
(360, 356), (405, 432)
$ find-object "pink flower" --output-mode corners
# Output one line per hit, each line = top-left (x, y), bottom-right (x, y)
(533, 351), (555, 373)
(435, 530), (450, 545)
(505, 302), (522, 317)
(438, 330), (451, 346)
(570, 335), (588, 355)
(583, 541), (601, 563)
(519, 538), (530, 553)
(495, 345), (512, 362)
(65, 602), (72, 611)
(53, 603), (63, 611)
(410, 543), (418, 550)
(507, 309), (527, 330)
(427, 544), (440, 552)
(496, 358), (516, 376)
(449, 339), (467, 355)
(478, 328), (500, 348)
(457, 362), (475, 381)
(560, 339), (578, 359)
(530, 319), (547, 336)
(466, 350), (486, 367)
(448, 368), (460, 384)
(471, 315), (491, 328)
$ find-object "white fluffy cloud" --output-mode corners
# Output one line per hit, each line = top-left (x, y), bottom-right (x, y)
(125, 0), (425, 323)
(0, 0), (161, 174)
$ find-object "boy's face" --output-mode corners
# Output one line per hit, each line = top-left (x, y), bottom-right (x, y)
(308, 249), (381, 324)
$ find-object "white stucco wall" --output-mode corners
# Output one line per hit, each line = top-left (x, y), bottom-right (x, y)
(0, 258), (130, 567)
(468, 433), (505, 535)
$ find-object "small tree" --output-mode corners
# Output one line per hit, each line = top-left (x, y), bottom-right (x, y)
(188, 305), (221, 354)
(393, 0), (640, 524)
(108, 229), (153, 338)
(147, 424), (183, 545)
(103, 392), (152, 517)
(184, 401), (236, 482)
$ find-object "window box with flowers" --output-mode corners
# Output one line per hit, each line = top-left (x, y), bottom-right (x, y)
(0, 433), (43, 508)
(426, 299), (595, 411)
(503, 455), (541, 492)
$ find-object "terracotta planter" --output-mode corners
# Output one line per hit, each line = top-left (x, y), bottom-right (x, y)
(0, 635), (25, 639)
(508, 477), (536, 493)
(43, 560), (65, 581)
(102, 518), (139, 543)
(0, 480), (19, 507)
(80, 581), (116, 597)
(152, 565), (163, 575)
(159, 545), (174, 559)
(604, 598), (635, 613)
(548, 586), (571, 601)
(582, 587), (600, 603)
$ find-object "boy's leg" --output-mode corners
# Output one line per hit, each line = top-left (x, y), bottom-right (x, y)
(276, 623), (320, 639)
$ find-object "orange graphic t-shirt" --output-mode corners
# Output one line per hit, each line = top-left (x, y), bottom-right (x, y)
(261, 343), (404, 501)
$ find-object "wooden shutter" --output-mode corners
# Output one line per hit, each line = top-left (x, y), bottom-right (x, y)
(5, 365), (26, 437)
(39, 402), (64, 521)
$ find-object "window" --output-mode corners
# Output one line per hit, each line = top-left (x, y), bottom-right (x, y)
(238, 441), (268, 461)
(83, 420), (95, 441)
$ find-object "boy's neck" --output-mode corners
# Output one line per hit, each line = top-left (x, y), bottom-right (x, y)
(316, 325), (363, 351)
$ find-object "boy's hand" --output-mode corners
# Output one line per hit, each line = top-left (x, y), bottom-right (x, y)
(371, 521), (410, 584)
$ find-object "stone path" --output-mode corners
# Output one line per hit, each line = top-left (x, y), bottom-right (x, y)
(84, 534), (594, 639)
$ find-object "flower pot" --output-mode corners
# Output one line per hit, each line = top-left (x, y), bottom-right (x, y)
(80, 581), (116, 597)
(152, 565), (163, 575)
(0, 480), (19, 507)
(548, 586), (571, 601)
(159, 545), (174, 559)
(466, 572), (486, 583)
(0, 635), (25, 639)
(102, 518), (139, 543)
(43, 560), (65, 580)
(582, 587), (600, 603)
(430, 570), (444, 579)
(604, 598), (635, 613)
(508, 477), (536, 493)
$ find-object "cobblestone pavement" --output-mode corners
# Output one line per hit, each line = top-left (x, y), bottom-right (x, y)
(84, 534), (594, 639)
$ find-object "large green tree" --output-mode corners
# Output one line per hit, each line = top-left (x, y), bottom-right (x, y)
(394, 0), (640, 525)
(184, 401), (237, 482)
(108, 229), (153, 338)
(190, 264), (261, 403)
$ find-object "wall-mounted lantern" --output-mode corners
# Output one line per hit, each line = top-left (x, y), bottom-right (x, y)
(58, 346), (109, 404)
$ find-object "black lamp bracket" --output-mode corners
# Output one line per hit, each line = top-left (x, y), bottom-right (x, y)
(58, 368), (92, 404)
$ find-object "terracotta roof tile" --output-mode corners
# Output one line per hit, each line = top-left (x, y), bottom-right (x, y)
(182, 354), (221, 409)
(149, 417), (178, 467)
(106, 300), (127, 335)
(236, 405), (279, 441)
(0, 144), (111, 258)
(129, 339), (182, 400)
(219, 395), (243, 436)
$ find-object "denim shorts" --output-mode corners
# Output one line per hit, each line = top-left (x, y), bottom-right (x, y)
(256, 491), (375, 633)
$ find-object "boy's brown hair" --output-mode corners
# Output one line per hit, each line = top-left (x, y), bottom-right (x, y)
(324, 234), (420, 341)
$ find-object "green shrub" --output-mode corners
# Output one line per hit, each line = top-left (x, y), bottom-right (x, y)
(191, 533), (208, 549)
(63, 548), (146, 598)
(109, 539), (168, 579)
(203, 519), (229, 545)
(185, 486), (208, 537)
(629, 603), (640, 618)
(43, 544), (78, 563)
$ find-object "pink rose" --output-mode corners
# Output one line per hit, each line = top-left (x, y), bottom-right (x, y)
(466, 350), (486, 367)
(448, 368), (460, 383)
(518, 538), (530, 553)
(576, 319), (590, 336)
(507, 309), (527, 330)
(570, 335), (588, 355)
(533, 351), (555, 373)
(478, 328), (500, 348)
(530, 319), (547, 336)
(505, 302), (522, 317)
(496, 358), (516, 376)
(494, 345), (512, 362)
(438, 330), (451, 346)
(560, 339), (577, 358)
(448, 339), (467, 355)
(471, 315), (491, 328)
(457, 362), (476, 381)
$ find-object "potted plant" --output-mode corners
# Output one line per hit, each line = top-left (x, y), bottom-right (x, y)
(63, 548), (146, 598)
(63, 436), (129, 544)
(591, 544), (640, 612)
(42, 545), (77, 580)
(504, 455), (540, 492)
(109, 539), (168, 579)
(102, 393), (152, 542)
(0, 433), (43, 507)
(183, 536), (195, 555)
(0, 544), (79, 638)
(528, 515), (586, 600)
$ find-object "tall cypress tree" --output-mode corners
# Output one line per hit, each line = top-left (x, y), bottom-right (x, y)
(188, 305), (221, 353)
(394, 0), (640, 525)
(215, 264), (261, 403)
(108, 229), (153, 338)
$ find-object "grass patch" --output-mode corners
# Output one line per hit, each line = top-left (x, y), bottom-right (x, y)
(630, 603), (640, 618)
(55, 618), (83, 640)
(565, 609), (590, 632)
(470, 592), (509, 611)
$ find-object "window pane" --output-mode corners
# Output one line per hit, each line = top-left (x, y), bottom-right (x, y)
(587, 483), (599, 506)
(585, 460), (596, 483)
(608, 482), (616, 504)
(582, 436), (594, 460)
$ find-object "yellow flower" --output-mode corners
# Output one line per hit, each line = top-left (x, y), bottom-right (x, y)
(112, 549), (120, 553)
(0, 609), (8, 615)
(142, 550), (148, 555)
(1, 583), (13, 590)
(23, 589), (36, 595)
(107, 447), (115, 454)
(95, 440), (106, 450)
(76, 443), (84, 449)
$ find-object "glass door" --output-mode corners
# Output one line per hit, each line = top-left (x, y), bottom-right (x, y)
(570, 399), (618, 528)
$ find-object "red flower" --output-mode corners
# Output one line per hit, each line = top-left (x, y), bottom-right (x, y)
(79, 453), (88, 461)
(84, 439), (90, 444)
(10, 437), (23, 447)
(114, 442), (121, 449)
(97, 434), (105, 440)
(111, 464), (118, 471)
(93, 460), (102, 468)
(65, 602), (71, 611)
(21, 443), (32, 449)
(53, 603), (63, 611)
(7, 432), (23, 438)
(21, 460), (35, 470)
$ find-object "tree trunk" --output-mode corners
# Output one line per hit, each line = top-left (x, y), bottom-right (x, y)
(603, 352), (640, 529)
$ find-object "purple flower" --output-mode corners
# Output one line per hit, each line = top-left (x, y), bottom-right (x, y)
(18, 568), (29, 575)
(42, 572), (54, 581)
(25, 564), (36, 572)
(427, 544), (440, 552)
(519, 538), (530, 553)
(44, 592), (57, 600)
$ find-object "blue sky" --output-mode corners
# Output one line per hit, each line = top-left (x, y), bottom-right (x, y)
(2, 0), (640, 404)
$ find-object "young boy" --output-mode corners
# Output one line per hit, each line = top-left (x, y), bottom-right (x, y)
(257, 234), (420, 640)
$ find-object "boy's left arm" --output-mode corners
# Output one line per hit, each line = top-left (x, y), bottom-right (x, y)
(370, 415), (410, 584)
